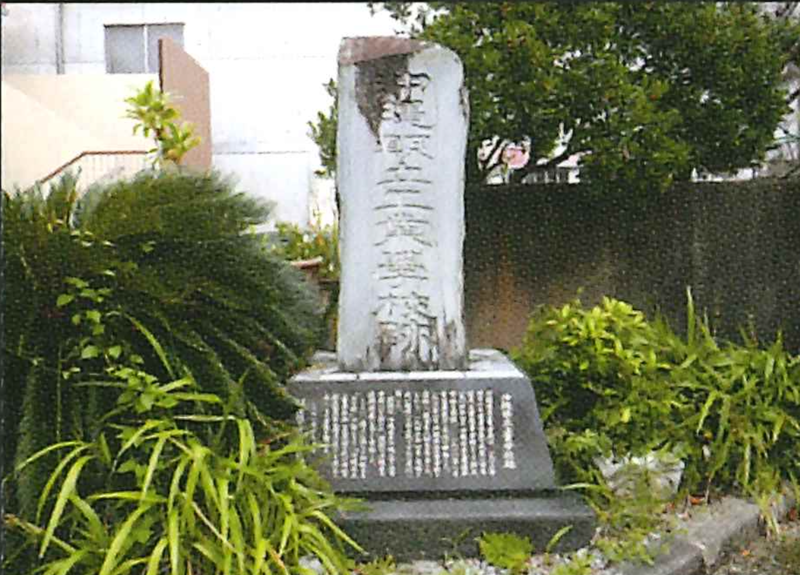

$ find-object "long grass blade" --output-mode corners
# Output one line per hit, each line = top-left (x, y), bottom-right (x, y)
(145, 537), (169, 575)
(117, 420), (163, 461)
(88, 491), (166, 504)
(16, 440), (84, 473)
(168, 507), (180, 575)
(98, 503), (154, 575)
(108, 557), (150, 575)
(188, 498), (237, 555)
(228, 506), (246, 574)
(169, 457), (190, 512)
(40, 454), (94, 558)
(68, 494), (107, 545)
(126, 314), (174, 378)
(5, 514), (76, 555)
(36, 443), (92, 523)
(252, 538), (269, 575)
(247, 491), (263, 545)
(141, 432), (173, 500)
(42, 548), (89, 575)
(308, 510), (363, 552)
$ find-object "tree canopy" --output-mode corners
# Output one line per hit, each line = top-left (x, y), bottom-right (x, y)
(312, 2), (799, 189)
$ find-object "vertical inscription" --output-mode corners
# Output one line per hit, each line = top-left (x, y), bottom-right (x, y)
(297, 387), (517, 482)
(501, 393), (517, 470)
(337, 39), (468, 372)
(372, 72), (439, 367)
(387, 392), (397, 477)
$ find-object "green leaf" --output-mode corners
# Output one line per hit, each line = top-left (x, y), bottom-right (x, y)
(696, 391), (719, 433)
(81, 345), (100, 360)
(87, 491), (166, 504)
(36, 443), (92, 524)
(40, 454), (94, 558)
(108, 557), (150, 575)
(108, 345), (123, 359)
(117, 420), (163, 460)
(309, 509), (363, 553)
(56, 294), (75, 307)
(126, 314), (174, 378)
(145, 537), (169, 575)
(140, 434), (170, 500)
(65, 277), (89, 289)
(168, 507), (180, 575)
(69, 493), (107, 545)
(16, 440), (85, 473)
(42, 548), (90, 575)
(98, 433), (112, 467)
(252, 538), (269, 575)
(98, 504), (154, 575)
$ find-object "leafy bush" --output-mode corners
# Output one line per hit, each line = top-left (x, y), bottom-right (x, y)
(652, 293), (800, 500)
(3, 171), (326, 523)
(125, 80), (201, 167)
(5, 283), (358, 575)
(270, 220), (339, 282)
(477, 532), (532, 574)
(511, 291), (800, 564)
(511, 295), (683, 483)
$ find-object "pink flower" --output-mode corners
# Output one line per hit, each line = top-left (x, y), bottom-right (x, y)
(502, 145), (530, 170)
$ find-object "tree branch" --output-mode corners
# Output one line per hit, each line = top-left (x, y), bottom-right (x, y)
(479, 137), (507, 173)
(787, 85), (800, 105)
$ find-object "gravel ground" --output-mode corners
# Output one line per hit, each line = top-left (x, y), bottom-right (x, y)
(707, 509), (800, 575)
(300, 498), (799, 575)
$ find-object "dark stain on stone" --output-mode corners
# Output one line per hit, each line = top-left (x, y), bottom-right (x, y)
(441, 318), (468, 371)
(355, 53), (410, 144)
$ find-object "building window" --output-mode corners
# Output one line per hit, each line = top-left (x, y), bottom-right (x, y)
(105, 23), (184, 74)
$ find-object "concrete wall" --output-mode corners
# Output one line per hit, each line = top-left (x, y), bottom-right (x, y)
(464, 181), (800, 355)
(1, 75), (154, 191)
(159, 37), (212, 171)
(1, 3), (399, 225)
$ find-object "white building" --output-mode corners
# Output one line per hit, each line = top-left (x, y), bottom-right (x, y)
(1, 3), (401, 226)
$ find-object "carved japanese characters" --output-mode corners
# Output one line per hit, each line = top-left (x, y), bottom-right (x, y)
(336, 37), (469, 372)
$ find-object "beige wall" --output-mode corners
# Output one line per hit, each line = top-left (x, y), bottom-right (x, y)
(159, 38), (212, 170)
(1, 74), (155, 191)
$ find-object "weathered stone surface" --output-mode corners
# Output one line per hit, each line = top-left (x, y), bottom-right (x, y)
(336, 37), (469, 372)
(338, 494), (596, 561)
(290, 349), (555, 494)
(289, 37), (596, 561)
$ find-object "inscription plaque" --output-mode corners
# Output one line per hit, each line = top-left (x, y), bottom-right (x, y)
(290, 350), (555, 494)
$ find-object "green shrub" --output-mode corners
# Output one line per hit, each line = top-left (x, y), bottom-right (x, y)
(270, 220), (339, 282)
(511, 291), (800, 565)
(511, 295), (683, 483)
(3, 171), (326, 522)
(4, 286), (358, 575)
(477, 532), (532, 574)
(125, 80), (201, 167)
(652, 292), (800, 500)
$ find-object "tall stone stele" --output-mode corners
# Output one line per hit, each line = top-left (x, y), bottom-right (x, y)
(289, 37), (595, 561)
(336, 36), (468, 373)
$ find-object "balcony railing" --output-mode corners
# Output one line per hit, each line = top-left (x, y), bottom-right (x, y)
(38, 150), (149, 191)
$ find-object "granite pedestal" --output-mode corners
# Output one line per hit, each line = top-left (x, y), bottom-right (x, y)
(289, 349), (596, 561)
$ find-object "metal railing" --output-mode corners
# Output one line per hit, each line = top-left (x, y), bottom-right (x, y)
(38, 150), (149, 191)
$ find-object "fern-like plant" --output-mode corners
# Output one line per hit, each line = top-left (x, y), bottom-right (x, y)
(5, 285), (358, 574)
(3, 171), (326, 526)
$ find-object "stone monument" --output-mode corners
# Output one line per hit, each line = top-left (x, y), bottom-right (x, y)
(289, 37), (594, 561)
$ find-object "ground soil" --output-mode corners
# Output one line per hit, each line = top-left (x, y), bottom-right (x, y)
(708, 507), (800, 575)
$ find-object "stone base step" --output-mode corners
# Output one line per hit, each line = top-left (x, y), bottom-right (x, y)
(335, 492), (596, 562)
